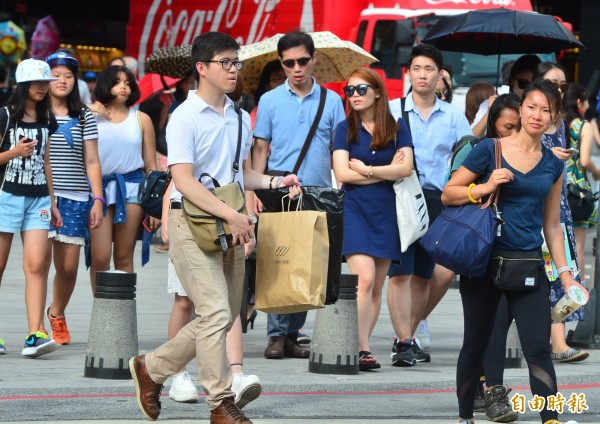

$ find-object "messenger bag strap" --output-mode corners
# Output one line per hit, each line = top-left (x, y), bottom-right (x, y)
(400, 97), (420, 177)
(231, 104), (243, 182)
(291, 85), (327, 175)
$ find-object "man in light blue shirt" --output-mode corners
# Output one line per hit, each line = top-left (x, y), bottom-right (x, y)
(386, 44), (472, 367)
(253, 30), (345, 360)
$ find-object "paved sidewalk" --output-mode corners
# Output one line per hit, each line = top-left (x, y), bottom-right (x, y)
(0, 240), (598, 423)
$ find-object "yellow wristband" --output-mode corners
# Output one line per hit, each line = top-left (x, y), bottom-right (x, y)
(367, 165), (373, 178)
(467, 183), (480, 204)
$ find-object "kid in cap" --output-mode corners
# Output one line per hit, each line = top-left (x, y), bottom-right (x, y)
(15, 58), (58, 83)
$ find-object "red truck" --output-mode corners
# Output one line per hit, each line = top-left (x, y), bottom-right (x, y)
(127, 0), (537, 100)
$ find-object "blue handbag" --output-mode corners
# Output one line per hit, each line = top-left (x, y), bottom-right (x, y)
(419, 139), (503, 277)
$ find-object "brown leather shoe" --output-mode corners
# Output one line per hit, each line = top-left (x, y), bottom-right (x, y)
(284, 334), (310, 358)
(264, 336), (284, 359)
(210, 396), (253, 424)
(129, 355), (163, 421)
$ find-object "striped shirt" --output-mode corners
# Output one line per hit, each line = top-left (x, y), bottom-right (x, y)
(49, 108), (99, 196)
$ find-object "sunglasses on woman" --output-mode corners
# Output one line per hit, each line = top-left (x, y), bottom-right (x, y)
(553, 82), (569, 92)
(515, 78), (531, 90)
(281, 57), (312, 68)
(344, 84), (375, 97)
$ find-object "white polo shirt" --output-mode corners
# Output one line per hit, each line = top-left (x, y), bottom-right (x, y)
(166, 92), (253, 201)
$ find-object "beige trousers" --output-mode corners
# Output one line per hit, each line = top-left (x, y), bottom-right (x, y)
(145, 209), (244, 409)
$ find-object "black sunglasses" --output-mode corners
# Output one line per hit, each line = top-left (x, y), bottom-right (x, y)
(515, 78), (531, 90)
(435, 89), (453, 102)
(553, 82), (569, 93)
(281, 57), (312, 68)
(344, 84), (375, 97)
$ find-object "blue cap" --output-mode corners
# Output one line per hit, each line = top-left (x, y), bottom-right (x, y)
(84, 71), (97, 81)
(46, 52), (79, 73)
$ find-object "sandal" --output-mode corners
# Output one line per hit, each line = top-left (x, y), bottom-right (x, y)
(550, 347), (589, 363)
(359, 350), (381, 371)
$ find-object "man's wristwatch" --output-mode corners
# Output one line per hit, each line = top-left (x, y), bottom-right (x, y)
(249, 214), (258, 225)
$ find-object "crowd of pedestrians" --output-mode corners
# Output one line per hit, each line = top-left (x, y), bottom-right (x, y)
(0, 28), (597, 424)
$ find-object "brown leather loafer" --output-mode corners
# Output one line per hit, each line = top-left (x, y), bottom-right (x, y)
(264, 336), (284, 359)
(284, 334), (310, 358)
(129, 355), (163, 421)
(210, 396), (253, 424)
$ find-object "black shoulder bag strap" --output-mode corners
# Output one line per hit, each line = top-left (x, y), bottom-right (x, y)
(291, 85), (327, 175)
(231, 103), (243, 182)
(400, 97), (420, 177)
(216, 104), (244, 252)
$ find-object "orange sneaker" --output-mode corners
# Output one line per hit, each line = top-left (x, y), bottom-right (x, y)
(46, 306), (71, 345)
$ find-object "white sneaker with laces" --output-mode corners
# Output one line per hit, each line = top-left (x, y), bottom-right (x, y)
(168, 371), (198, 403)
(232, 372), (262, 409)
(415, 319), (431, 350)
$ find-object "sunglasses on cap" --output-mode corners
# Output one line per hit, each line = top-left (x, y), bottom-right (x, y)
(281, 57), (312, 68)
(435, 89), (453, 102)
(344, 84), (375, 97)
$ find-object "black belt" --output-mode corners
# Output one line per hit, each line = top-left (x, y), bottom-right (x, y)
(170, 201), (182, 209)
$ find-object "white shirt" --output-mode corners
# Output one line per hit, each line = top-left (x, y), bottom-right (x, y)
(167, 92), (252, 201)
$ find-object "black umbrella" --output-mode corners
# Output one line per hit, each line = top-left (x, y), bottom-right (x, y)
(422, 8), (584, 86)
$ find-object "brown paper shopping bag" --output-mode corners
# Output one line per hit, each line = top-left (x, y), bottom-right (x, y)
(255, 209), (329, 314)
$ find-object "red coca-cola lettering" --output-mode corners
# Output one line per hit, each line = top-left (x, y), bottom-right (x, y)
(132, 0), (298, 75)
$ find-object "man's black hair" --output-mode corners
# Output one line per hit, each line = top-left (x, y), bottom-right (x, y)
(277, 31), (315, 58)
(408, 44), (443, 70)
(191, 32), (241, 81)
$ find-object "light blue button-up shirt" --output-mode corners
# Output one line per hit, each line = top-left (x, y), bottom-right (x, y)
(254, 79), (345, 187)
(390, 94), (472, 191)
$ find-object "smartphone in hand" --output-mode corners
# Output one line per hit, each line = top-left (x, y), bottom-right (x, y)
(564, 147), (579, 154)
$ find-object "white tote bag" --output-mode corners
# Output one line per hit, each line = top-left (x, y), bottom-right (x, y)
(394, 170), (429, 252)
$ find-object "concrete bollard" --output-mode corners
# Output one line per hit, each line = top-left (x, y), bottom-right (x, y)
(505, 320), (522, 369)
(308, 274), (359, 375)
(84, 271), (138, 379)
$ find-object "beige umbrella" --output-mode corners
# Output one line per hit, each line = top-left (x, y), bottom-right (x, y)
(239, 31), (378, 93)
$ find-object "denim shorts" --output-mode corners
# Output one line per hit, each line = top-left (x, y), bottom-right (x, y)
(0, 192), (51, 233)
(49, 196), (91, 244)
(388, 189), (444, 279)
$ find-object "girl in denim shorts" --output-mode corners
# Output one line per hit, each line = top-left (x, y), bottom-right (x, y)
(0, 59), (61, 358)
(40, 52), (104, 346)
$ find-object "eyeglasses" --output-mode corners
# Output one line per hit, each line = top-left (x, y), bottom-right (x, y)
(553, 82), (569, 93)
(344, 84), (375, 97)
(281, 57), (312, 68)
(205, 59), (243, 71)
(435, 89), (452, 102)
(515, 78), (531, 90)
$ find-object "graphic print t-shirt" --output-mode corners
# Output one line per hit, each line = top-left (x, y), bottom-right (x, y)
(0, 108), (57, 197)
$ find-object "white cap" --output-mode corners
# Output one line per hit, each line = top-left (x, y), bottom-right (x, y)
(16, 59), (58, 84)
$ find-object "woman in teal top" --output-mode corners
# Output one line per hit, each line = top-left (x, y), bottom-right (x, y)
(444, 79), (588, 424)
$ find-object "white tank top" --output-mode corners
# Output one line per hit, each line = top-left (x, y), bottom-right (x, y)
(97, 109), (144, 175)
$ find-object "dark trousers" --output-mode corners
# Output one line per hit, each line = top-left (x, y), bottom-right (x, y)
(482, 295), (513, 385)
(457, 266), (558, 422)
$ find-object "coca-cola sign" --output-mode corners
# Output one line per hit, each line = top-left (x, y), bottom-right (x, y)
(131, 0), (311, 75)
(423, 0), (524, 7)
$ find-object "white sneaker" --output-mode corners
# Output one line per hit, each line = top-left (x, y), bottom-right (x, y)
(168, 371), (198, 403)
(232, 372), (262, 409)
(415, 320), (431, 350)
